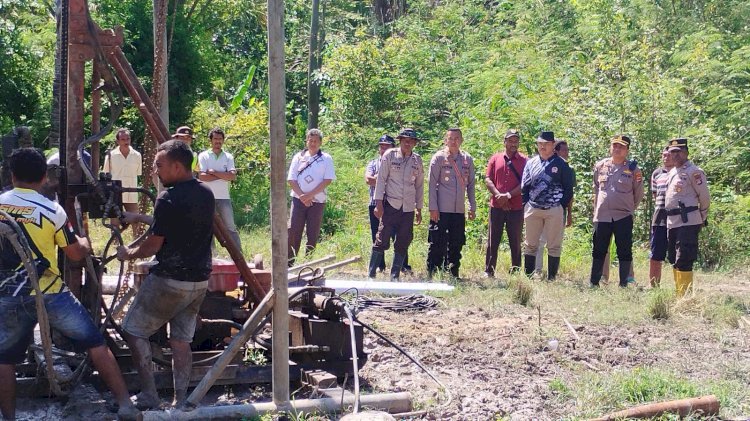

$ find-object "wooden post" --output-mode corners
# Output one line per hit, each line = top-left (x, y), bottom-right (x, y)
(91, 59), (101, 171)
(267, 0), (290, 407)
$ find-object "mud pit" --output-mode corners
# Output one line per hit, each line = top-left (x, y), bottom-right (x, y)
(13, 286), (750, 420)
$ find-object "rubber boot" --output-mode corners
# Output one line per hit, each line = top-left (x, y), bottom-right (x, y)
(590, 259), (605, 287)
(523, 255), (536, 277)
(391, 253), (406, 281)
(368, 250), (384, 279)
(675, 270), (693, 297)
(649, 259), (662, 288)
(547, 256), (560, 281)
(377, 251), (386, 272)
(618, 261), (632, 287)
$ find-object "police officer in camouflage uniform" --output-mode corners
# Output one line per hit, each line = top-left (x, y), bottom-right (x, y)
(589, 135), (644, 287)
(664, 138), (710, 296)
(426, 128), (476, 279)
(367, 128), (424, 280)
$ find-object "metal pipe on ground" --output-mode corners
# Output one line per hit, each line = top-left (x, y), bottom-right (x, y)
(589, 395), (720, 421)
(288, 255), (336, 273)
(288, 256), (362, 283)
(142, 392), (412, 420)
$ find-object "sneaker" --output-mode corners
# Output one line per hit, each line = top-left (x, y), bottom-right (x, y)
(130, 393), (161, 411)
(117, 404), (143, 421)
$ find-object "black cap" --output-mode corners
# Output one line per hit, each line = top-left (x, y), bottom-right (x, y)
(378, 134), (396, 146)
(173, 126), (196, 139)
(611, 134), (632, 147)
(667, 137), (688, 151)
(536, 131), (555, 142)
(396, 128), (419, 140)
(504, 129), (520, 139)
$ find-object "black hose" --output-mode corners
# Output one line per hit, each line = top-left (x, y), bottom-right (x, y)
(353, 314), (453, 416)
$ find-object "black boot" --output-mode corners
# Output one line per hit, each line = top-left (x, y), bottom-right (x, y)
(590, 258), (604, 287)
(377, 251), (386, 272)
(391, 253), (406, 281)
(368, 250), (384, 279)
(619, 261), (632, 288)
(524, 254), (536, 277)
(547, 256), (560, 281)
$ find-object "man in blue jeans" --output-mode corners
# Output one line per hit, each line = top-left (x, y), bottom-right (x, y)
(0, 148), (139, 420)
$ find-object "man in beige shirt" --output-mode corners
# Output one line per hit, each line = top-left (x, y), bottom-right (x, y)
(368, 128), (424, 280)
(589, 135), (644, 287)
(426, 128), (476, 279)
(664, 137), (710, 296)
(103, 128), (142, 233)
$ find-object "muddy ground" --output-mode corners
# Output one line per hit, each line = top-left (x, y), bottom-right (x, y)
(13, 275), (750, 420)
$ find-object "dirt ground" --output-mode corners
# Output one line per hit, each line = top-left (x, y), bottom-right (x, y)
(12, 273), (750, 420)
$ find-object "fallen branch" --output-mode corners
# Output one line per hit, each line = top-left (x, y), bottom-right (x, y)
(563, 317), (580, 342)
(589, 395), (719, 421)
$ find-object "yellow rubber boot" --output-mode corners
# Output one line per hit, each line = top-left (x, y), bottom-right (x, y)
(675, 270), (694, 297)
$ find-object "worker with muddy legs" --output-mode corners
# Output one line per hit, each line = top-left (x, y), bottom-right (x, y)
(367, 129), (424, 280)
(663, 138), (710, 297)
(589, 135), (644, 288)
(117, 140), (215, 410)
(0, 148), (140, 420)
(426, 128), (476, 279)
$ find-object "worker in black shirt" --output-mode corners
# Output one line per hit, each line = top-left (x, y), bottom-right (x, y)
(117, 140), (215, 409)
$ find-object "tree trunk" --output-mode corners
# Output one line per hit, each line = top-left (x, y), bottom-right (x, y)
(307, 0), (321, 129)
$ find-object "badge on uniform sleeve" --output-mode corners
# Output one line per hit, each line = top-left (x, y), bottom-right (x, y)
(693, 172), (704, 185)
(635, 170), (643, 183)
(551, 167), (558, 173)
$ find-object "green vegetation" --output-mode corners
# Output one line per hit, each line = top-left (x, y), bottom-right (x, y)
(571, 367), (749, 418)
(510, 278), (533, 306)
(3, 0), (750, 271)
(647, 288), (673, 320)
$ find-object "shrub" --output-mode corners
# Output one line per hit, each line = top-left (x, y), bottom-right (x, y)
(511, 279), (533, 306)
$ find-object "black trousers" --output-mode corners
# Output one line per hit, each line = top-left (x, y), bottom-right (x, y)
(426, 212), (466, 276)
(373, 201), (414, 255)
(667, 224), (701, 271)
(484, 208), (524, 274)
(592, 215), (633, 262)
(368, 205), (409, 269)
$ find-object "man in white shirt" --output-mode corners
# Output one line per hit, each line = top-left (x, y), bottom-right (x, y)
(103, 128), (142, 233)
(287, 128), (336, 266)
(198, 128), (241, 251)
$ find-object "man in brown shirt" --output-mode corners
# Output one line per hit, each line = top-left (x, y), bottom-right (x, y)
(367, 128), (424, 280)
(589, 135), (644, 287)
(664, 137), (710, 296)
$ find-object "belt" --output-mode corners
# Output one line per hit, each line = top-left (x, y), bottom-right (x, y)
(665, 206), (698, 216)
(530, 204), (560, 210)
